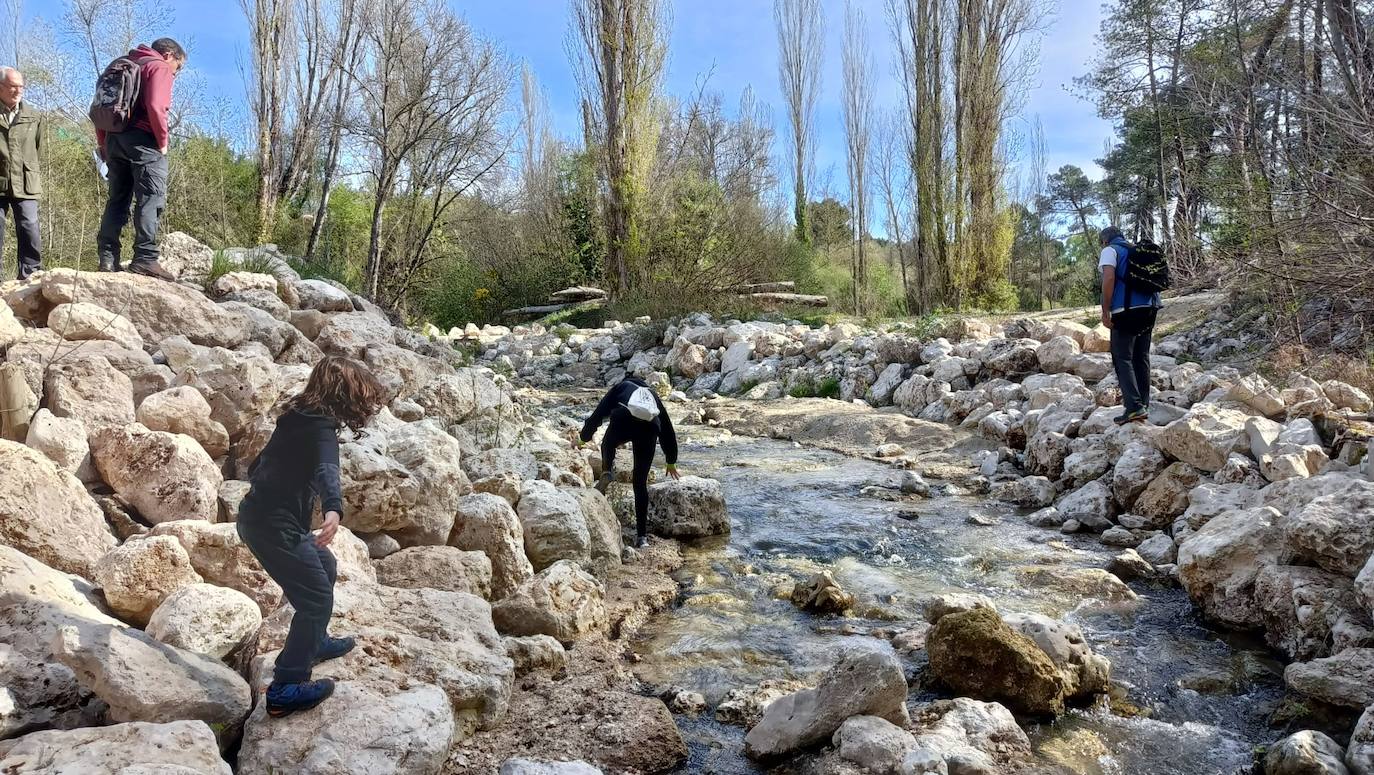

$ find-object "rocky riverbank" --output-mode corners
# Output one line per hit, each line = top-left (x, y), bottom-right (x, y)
(464, 300), (1374, 773)
(0, 237), (711, 774)
(5, 238), (1374, 773)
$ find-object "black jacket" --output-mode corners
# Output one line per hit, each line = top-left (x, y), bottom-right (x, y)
(580, 378), (678, 464)
(246, 408), (345, 528)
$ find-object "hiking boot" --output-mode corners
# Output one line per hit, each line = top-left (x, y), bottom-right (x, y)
(635, 534), (648, 550)
(127, 260), (176, 282)
(595, 472), (613, 495)
(314, 635), (355, 665)
(265, 678), (335, 718)
(1113, 408), (1148, 426)
(97, 259), (121, 272)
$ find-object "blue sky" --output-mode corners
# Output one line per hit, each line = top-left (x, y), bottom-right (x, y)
(30, 0), (1114, 184)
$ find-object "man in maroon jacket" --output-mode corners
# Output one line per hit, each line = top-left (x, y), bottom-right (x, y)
(95, 38), (185, 279)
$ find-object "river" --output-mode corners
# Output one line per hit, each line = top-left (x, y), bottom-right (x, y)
(626, 427), (1284, 774)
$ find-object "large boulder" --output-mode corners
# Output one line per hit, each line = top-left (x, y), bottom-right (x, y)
(0, 720), (232, 774)
(647, 476), (730, 538)
(340, 416), (470, 546)
(91, 424), (223, 524)
(161, 337), (304, 438)
(135, 386), (230, 459)
(159, 231), (214, 280)
(1263, 730), (1350, 775)
(237, 682), (454, 775)
(1001, 612), (1110, 702)
(46, 301), (143, 350)
(50, 614), (252, 739)
(926, 607), (1069, 716)
(1026, 431), (1072, 479)
(517, 480), (591, 572)
(149, 520), (283, 612)
(450, 494), (534, 601)
(903, 697), (1031, 774)
(1177, 507), (1288, 629)
(1112, 441), (1169, 510)
(562, 487), (623, 575)
(1348, 706), (1374, 774)
(1036, 335), (1081, 374)
(1056, 479), (1115, 530)
(1156, 404), (1252, 472)
(93, 535), (203, 627)
(24, 409), (96, 483)
(44, 354), (135, 430)
(1282, 481), (1374, 577)
(0, 440), (115, 577)
(491, 561), (607, 646)
(314, 312), (395, 360)
(1256, 566), (1373, 661)
(362, 342), (455, 403)
(41, 268), (249, 349)
(146, 582), (262, 659)
(500, 759), (605, 775)
(744, 643), (909, 760)
(832, 714), (917, 774)
(1134, 462), (1203, 528)
(1285, 649), (1374, 709)
(409, 369), (510, 429)
(376, 546), (493, 599)
(254, 580), (513, 731)
(464, 448), (539, 482)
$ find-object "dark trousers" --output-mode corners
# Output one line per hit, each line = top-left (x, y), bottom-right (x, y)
(1110, 306), (1158, 414)
(237, 497), (336, 685)
(602, 416), (659, 538)
(0, 197), (40, 279)
(97, 129), (168, 268)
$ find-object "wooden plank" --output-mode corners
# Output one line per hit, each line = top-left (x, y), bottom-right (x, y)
(732, 281), (797, 294)
(742, 292), (829, 307)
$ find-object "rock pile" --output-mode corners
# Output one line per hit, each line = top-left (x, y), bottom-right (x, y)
(0, 236), (687, 773)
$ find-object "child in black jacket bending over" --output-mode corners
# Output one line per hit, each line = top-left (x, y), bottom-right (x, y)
(577, 376), (680, 549)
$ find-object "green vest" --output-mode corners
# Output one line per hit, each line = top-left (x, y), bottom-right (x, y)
(0, 102), (41, 199)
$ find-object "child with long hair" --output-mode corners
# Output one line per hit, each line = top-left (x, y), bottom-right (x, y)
(237, 356), (384, 717)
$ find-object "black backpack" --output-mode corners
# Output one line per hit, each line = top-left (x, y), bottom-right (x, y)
(89, 55), (149, 133)
(1122, 238), (1172, 294)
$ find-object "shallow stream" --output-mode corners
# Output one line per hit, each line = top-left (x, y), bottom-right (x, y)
(629, 430), (1285, 775)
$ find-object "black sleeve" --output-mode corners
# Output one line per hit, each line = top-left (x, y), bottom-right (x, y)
(580, 387), (618, 443)
(310, 417), (345, 516)
(656, 393), (678, 466)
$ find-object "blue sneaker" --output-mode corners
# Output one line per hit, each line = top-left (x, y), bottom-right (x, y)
(314, 636), (355, 665)
(266, 678), (335, 718)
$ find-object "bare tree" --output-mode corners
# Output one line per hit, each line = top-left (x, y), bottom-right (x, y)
(353, 0), (510, 306)
(875, 110), (913, 313)
(842, 0), (874, 314)
(241, 0), (293, 243)
(568, 0), (670, 296)
(889, 0), (948, 312)
(303, 0), (364, 264)
(775, 0), (823, 245)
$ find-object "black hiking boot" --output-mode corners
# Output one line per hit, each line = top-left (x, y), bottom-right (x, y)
(265, 678), (335, 718)
(127, 260), (176, 282)
(1113, 408), (1148, 426)
(97, 259), (121, 272)
(595, 472), (613, 495)
(635, 534), (648, 550)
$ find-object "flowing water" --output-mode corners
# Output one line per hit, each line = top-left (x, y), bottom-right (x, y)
(626, 428), (1285, 775)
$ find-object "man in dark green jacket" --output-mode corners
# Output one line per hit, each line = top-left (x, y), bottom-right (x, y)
(0, 67), (40, 280)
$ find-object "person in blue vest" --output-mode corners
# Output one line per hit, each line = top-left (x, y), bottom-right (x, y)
(1099, 226), (1163, 425)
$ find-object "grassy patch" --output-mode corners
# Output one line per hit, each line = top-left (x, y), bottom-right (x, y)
(816, 377), (841, 399)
